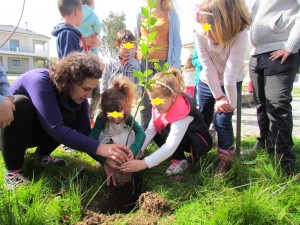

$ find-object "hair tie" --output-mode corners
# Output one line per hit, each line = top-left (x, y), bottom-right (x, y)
(156, 81), (175, 94)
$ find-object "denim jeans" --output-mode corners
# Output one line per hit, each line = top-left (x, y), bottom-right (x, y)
(198, 80), (242, 150)
(249, 52), (299, 169)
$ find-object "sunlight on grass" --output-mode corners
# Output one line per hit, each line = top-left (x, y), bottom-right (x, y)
(0, 138), (299, 224)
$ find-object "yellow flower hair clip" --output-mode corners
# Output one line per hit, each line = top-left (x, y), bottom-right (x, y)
(107, 111), (124, 118)
(151, 97), (165, 105)
(202, 23), (211, 31)
(122, 42), (135, 49)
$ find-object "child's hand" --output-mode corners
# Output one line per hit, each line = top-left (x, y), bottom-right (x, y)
(103, 162), (117, 186)
(119, 159), (148, 173)
(127, 151), (134, 161)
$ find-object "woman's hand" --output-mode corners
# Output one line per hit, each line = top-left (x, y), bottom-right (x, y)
(103, 162), (117, 186)
(96, 143), (131, 164)
(214, 96), (234, 113)
(120, 159), (148, 173)
(0, 97), (15, 128)
(270, 49), (291, 64)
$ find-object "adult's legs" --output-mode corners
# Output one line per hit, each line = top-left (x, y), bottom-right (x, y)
(198, 80), (215, 128)
(250, 52), (298, 173)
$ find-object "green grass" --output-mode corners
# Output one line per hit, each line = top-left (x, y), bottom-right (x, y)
(0, 138), (299, 224)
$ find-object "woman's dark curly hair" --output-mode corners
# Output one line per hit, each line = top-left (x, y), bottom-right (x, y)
(99, 76), (135, 122)
(50, 52), (104, 96)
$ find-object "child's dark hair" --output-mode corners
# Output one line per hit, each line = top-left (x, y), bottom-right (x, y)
(99, 76), (135, 121)
(81, 0), (93, 5)
(57, 0), (82, 17)
(183, 54), (195, 72)
(116, 29), (136, 45)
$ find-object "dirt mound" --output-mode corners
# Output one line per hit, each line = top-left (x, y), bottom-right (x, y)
(137, 192), (171, 217)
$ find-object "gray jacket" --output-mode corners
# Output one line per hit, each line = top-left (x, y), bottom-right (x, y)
(250, 0), (300, 55)
(100, 54), (141, 94)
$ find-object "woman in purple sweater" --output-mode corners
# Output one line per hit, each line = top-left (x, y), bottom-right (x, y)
(0, 52), (131, 189)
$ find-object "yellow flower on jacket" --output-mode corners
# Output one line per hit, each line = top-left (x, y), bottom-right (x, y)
(122, 42), (135, 49)
(151, 97), (165, 105)
(202, 23), (211, 31)
(107, 111), (124, 118)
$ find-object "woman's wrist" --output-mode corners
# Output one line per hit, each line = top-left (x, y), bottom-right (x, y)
(215, 95), (225, 101)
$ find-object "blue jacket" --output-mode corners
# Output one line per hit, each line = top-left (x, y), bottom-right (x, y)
(134, 10), (182, 69)
(51, 23), (83, 59)
(77, 5), (102, 37)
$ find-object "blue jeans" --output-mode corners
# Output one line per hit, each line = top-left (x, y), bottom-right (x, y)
(198, 80), (242, 150)
(249, 52), (299, 170)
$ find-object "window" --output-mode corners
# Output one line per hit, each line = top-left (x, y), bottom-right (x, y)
(12, 60), (20, 66)
(10, 39), (20, 51)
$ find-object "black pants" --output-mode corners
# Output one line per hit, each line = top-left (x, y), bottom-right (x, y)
(0, 95), (77, 171)
(154, 124), (211, 161)
(249, 52), (299, 169)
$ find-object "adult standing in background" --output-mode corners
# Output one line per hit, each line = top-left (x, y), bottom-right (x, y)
(249, 0), (300, 176)
(134, 0), (182, 130)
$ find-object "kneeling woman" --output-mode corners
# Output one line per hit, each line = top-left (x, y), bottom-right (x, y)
(0, 52), (131, 188)
(120, 68), (212, 176)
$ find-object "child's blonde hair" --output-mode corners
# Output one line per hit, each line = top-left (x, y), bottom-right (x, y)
(99, 76), (135, 121)
(150, 68), (185, 96)
(196, 0), (251, 47)
(158, 0), (173, 12)
(183, 54), (195, 72)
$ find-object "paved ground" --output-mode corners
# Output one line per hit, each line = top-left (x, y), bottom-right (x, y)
(233, 95), (300, 139)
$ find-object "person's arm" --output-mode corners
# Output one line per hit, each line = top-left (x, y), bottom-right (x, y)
(223, 31), (248, 109)
(169, 11), (182, 69)
(89, 117), (107, 164)
(194, 29), (223, 99)
(120, 116), (194, 172)
(100, 61), (110, 94)
(125, 115), (146, 156)
(91, 13), (102, 34)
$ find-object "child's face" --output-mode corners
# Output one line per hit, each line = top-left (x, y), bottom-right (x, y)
(107, 109), (125, 124)
(148, 89), (177, 114)
(116, 41), (136, 59)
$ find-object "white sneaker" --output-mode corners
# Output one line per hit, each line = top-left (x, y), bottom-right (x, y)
(165, 159), (188, 176)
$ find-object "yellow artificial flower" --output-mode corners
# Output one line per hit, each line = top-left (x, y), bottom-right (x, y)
(151, 97), (165, 105)
(122, 42), (135, 49)
(107, 111), (124, 118)
(202, 23), (211, 31)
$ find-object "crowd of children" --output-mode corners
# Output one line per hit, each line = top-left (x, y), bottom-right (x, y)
(1, 0), (299, 189)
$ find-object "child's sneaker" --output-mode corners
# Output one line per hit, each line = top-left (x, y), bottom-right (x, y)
(4, 172), (29, 190)
(39, 155), (68, 167)
(165, 159), (188, 176)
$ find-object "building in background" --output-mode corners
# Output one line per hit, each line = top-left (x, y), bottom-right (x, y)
(0, 24), (50, 74)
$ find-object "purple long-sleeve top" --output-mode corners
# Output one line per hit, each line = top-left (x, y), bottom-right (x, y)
(11, 68), (100, 154)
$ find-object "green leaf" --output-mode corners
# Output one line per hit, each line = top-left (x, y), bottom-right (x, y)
(148, 0), (157, 8)
(149, 46), (161, 52)
(141, 43), (149, 58)
(141, 7), (150, 18)
(147, 17), (158, 27)
(132, 70), (144, 79)
(154, 63), (162, 71)
(149, 59), (159, 63)
(163, 62), (169, 71)
(148, 32), (157, 43)
(144, 70), (153, 77)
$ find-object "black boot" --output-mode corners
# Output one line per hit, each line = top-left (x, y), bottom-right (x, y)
(251, 138), (266, 151)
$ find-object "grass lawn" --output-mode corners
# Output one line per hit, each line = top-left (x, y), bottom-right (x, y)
(0, 137), (299, 224)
